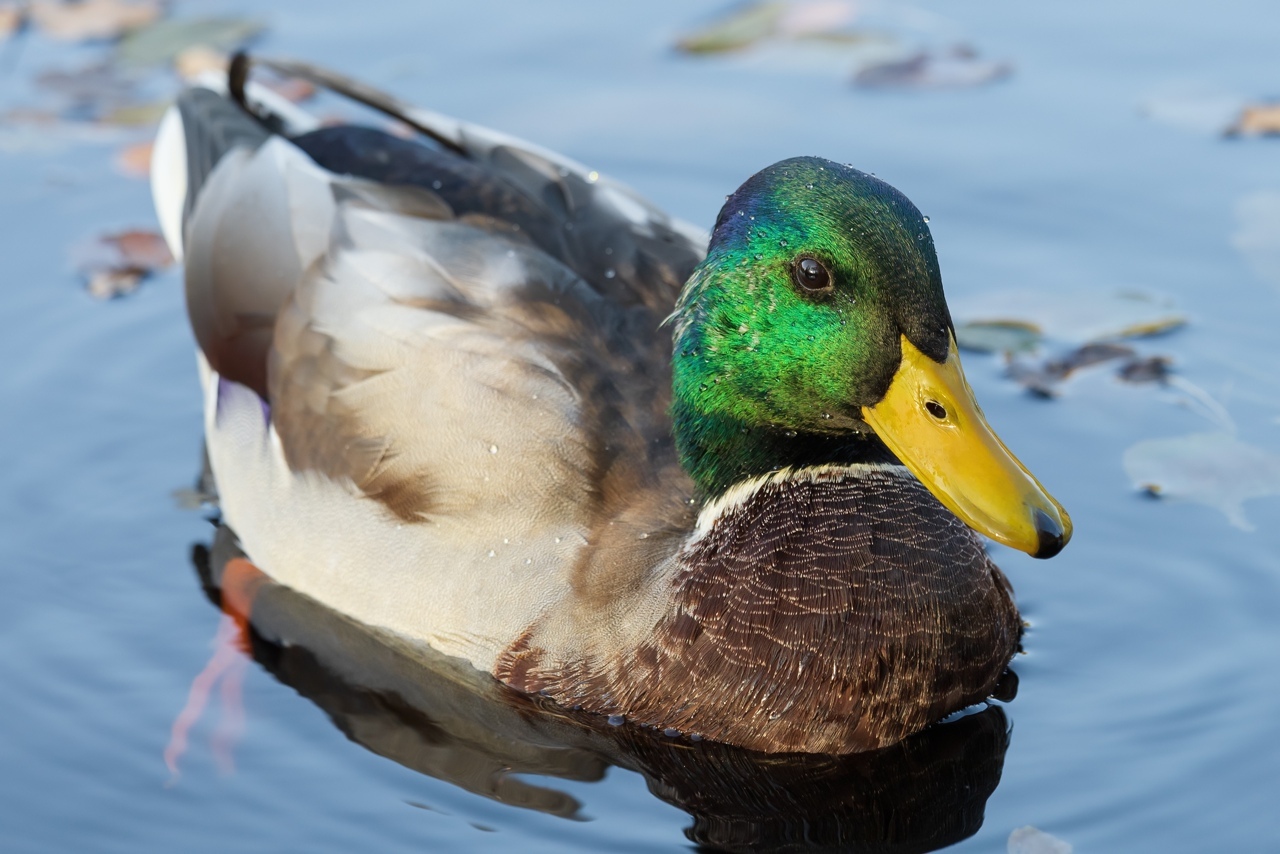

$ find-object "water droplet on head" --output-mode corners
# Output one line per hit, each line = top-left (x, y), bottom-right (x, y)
(663, 727), (680, 738)
(923, 215), (930, 223)
(489, 445), (498, 454)
(607, 714), (626, 727)
(689, 733), (702, 742)
(587, 170), (599, 183)
(779, 239), (788, 247)
(783, 429), (798, 438)
(806, 183), (814, 190)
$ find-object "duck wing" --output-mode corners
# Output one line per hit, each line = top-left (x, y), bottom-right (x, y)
(158, 62), (703, 666)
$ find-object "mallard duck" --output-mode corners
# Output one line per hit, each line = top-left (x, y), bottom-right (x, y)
(152, 56), (1070, 755)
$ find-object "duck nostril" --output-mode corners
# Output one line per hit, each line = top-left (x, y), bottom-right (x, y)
(925, 400), (947, 420)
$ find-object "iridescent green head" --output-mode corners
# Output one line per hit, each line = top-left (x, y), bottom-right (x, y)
(672, 156), (951, 494)
(671, 156), (1072, 559)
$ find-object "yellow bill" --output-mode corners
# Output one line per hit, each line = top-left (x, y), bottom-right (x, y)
(862, 334), (1072, 558)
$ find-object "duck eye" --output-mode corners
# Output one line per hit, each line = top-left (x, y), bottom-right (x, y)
(792, 257), (832, 294)
(925, 400), (948, 420)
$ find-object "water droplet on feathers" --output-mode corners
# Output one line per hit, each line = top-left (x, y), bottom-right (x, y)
(607, 715), (625, 726)
(489, 445), (498, 454)
(604, 268), (616, 279)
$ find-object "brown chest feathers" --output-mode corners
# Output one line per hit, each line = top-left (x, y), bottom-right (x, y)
(496, 465), (1021, 754)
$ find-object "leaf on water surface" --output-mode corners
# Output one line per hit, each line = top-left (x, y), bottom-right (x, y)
(99, 99), (166, 126)
(113, 138), (152, 178)
(1006, 342), (1141, 397)
(955, 319), (1042, 354)
(115, 16), (265, 66)
(1008, 826), (1072, 854)
(75, 228), (173, 299)
(174, 44), (227, 81)
(0, 2), (26, 40)
(29, 0), (161, 42)
(675, 1), (870, 55)
(1123, 432), (1280, 531)
(1224, 102), (1280, 137)
(953, 289), (1186, 346)
(853, 44), (1011, 89)
(1117, 355), (1173, 385)
(1231, 190), (1280, 291)
(675, 2), (789, 54)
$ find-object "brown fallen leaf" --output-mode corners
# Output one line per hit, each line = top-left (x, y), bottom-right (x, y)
(855, 44), (1012, 90)
(173, 44), (227, 81)
(76, 228), (173, 299)
(1117, 355), (1173, 385)
(1224, 102), (1280, 137)
(1008, 342), (1137, 397)
(30, 0), (161, 42)
(0, 2), (27, 40)
(113, 139), (152, 178)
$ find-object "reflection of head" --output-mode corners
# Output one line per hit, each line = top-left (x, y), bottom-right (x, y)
(191, 527), (1011, 851)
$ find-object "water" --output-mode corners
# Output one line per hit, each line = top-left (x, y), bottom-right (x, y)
(3, 1), (1280, 851)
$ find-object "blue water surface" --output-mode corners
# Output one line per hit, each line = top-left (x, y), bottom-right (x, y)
(3, 1), (1279, 851)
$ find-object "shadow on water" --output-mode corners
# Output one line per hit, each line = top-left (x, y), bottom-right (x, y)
(190, 522), (1012, 854)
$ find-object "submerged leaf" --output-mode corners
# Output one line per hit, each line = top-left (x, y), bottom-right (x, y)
(1224, 102), (1280, 137)
(1123, 432), (1280, 531)
(29, 0), (161, 42)
(1008, 826), (1072, 854)
(1232, 190), (1280, 291)
(854, 45), (1011, 89)
(955, 319), (1042, 354)
(116, 16), (265, 66)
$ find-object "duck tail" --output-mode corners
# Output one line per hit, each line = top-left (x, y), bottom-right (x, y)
(150, 52), (320, 261)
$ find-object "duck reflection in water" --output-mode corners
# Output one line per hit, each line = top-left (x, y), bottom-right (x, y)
(175, 523), (1015, 853)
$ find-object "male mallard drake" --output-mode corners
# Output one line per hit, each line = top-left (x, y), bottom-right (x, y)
(152, 57), (1070, 755)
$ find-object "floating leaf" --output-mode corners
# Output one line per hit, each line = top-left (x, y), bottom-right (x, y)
(1117, 355), (1173, 385)
(1123, 432), (1280, 531)
(675, 2), (786, 54)
(1007, 342), (1140, 397)
(100, 99), (167, 126)
(75, 228), (173, 299)
(1008, 826), (1072, 854)
(1224, 102), (1280, 137)
(114, 139), (153, 178)
(953, 289), (1186, 345)
(0, 2), (26, 40)
(854, 45), (1011, 89)
(29, 0), (161, 42)
(174, 44), (228, 81)
(955, 319), (1042, 354)
(1231, 190), (1280, 291)
(116, 16), (265, 66)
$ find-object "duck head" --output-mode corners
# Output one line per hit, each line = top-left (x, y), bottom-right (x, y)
(672, 157), (1071, 558)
